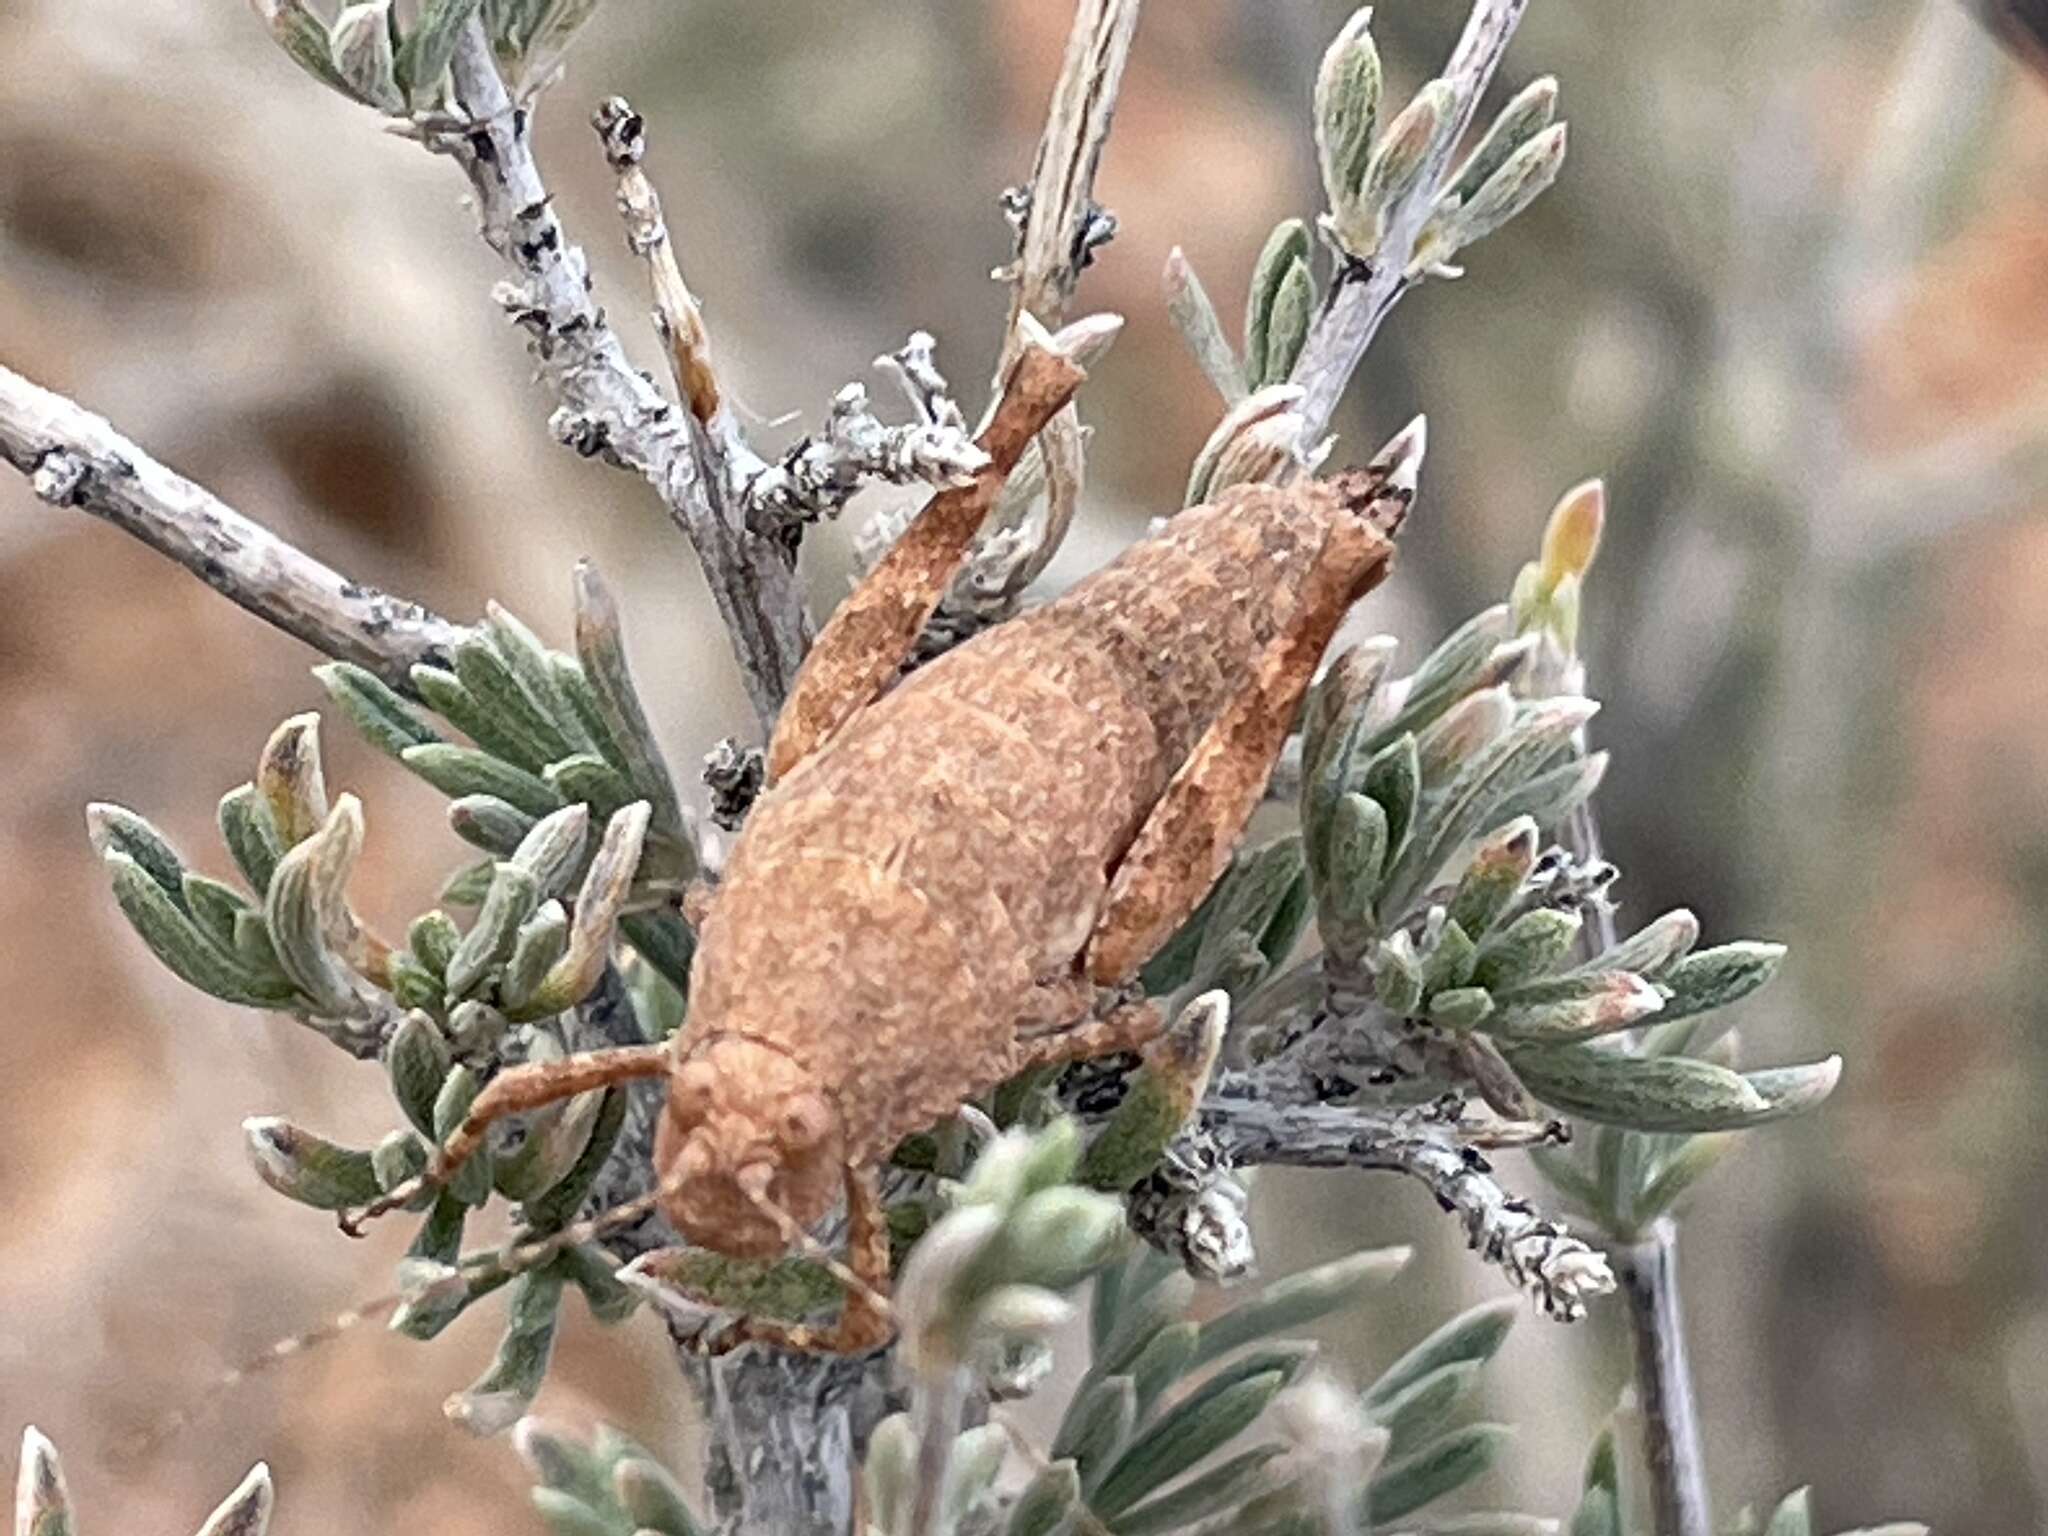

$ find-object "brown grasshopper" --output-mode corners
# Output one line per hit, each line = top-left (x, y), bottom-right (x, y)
(342, 333), (1423, 1354)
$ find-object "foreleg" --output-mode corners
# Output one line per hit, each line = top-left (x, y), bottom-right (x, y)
(338, 1043), (673, 1234)
(765, 341), (1087, 781)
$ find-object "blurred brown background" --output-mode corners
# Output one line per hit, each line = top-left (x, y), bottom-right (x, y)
(4, 1), (2047, 1531)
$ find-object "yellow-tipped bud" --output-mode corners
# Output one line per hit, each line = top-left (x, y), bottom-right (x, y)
(1540, 477), (1606, 586)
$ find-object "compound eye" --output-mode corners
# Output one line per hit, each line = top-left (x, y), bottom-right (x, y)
(779, 1092), (833, 1152)
(672, 1059), (718, 1122)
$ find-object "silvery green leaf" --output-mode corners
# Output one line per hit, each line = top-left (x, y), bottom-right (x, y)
(330, 2), (403, 111)
(411, 664), (539, 772)
(1360, 734), (1421, 862)
(513, 1419), (611, 1506)
(443, 857), (497, 908)
(1632, 1133), (1734, 1223)
(1472, 909), (1584, 992)
(527, 1489), (612, 1536)
(1528, 1143), (1601, 1215)
(314, 661), (440, 758)
(511, 804), (592, 896)
(1654, 941), (1786, 1024)
(1571, 1487), (1621, 1536)
(1364, 1423), (1510, 1523)
(182, 873), (253, 950)
(1258, 257), (1316, 388)
(1576, 908), (1699, 979)
(1006, 1459), (1081, 1536)
(974, 1284), (1076, 1340)
(1053, 1375), (1138, 1496)
(1492, 750), (1607, 833)
(447, 991), (508, 1059)
(434, 1064), (494, 1205)
(372, 1127), (429, 1196)
(1164, 246), (1245, 404)
(85, 803), (186, 906)
(1442, 77), (1558, 209)
(543, 754), (638, 823)
(408, 910), (461, 979)
(996, 1188), (1125, 1295)
(403, 744), (563, 820)
(387, 1011), (451, 1137)
(1193, 835), (1307, 983)
(941, 1424), (1009, 1533)
(455, 634), (576, 773)
(391, 1194), (496, 1339)
(256, 713), (329, 848)
(1112, 1445), (1289, 1536)
(549, 655), (632, 779)
(395, 0), (483, 105)
(620, 911), (695, 998)
(487, 601), (590, 748)
(528, 802), (651, 1015)
(1374, 623), (1529, 757)
(1427, 986), (1493, 1031)
(1387, 699), (1599, 914)
(495, 1055), (605, 1201)
(1412, 1518), (1562, 1536)
(446, 864), (542, 1000)
(1313, 791), (1388, 964)
(1185, 385), (1308, 507)
(863, 1414), (917, 1536)
(1349, 80), (1455, 256)
(445, 1269), (565, 1436)
(1416, 686), (1516, 784)
(243, 1116), (380, 1210)
(1090, 1244), (1178, 1356)
(451, 795), (538, 856)
(1126, 1319), (1200, 1417)
(261, 806), (361, 1013)
(390, 951), (444, 1012)
(501, 900), (571, 1016)
(1190, 1248), (1408, 1369)
(1366, 1360), (1483, 1459)
(192, 1462), (274, 1536)
(574, 563), (686, 840)
(1243, 219), (1311, 388)
(1365, 1300), (1516, 1408)
(1093, 1268), (1195, 1381)
(1431, 122), (1566, 260)
(1445, 817), (1537, 938)
(1503, 1044), (1768, 1131)
(1302, 639), (1399, 815)
(1375, 930), (1424, 1014)
(1765, 1488), (1814, 1536)
(1420, 918), (1478, 993)
(1737, 1058), (1843, 1123)
(1092, 1369), (1288, 1517)
(218, 783), (285, 893)
(524, 1085), (629, 1232)
(15, 1426), (72, 1536)
(251, 0), (360, 97)
(613, 1454), (705, 1536)
(232, 910), (294, 992)
(108, 851), (297, 1007)
(1315, 8), (1382, 212)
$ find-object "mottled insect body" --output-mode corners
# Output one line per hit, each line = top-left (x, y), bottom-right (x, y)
(351, 337), (1421, 1354)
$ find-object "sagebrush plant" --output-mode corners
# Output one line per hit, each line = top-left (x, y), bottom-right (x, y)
(0, 1), (1920, 1534)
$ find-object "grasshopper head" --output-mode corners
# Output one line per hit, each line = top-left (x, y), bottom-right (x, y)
(654, 1035), (844, 1259)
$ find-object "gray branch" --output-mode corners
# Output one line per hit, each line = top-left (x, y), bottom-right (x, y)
(1197, 1094), (1613, 1321)
(1288, 0), (1531, 439)
(0, 362), (467, 692)
(442, 26), (812, 731)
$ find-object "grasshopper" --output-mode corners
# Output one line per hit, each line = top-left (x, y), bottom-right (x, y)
(343, 333), (1423, 1354)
